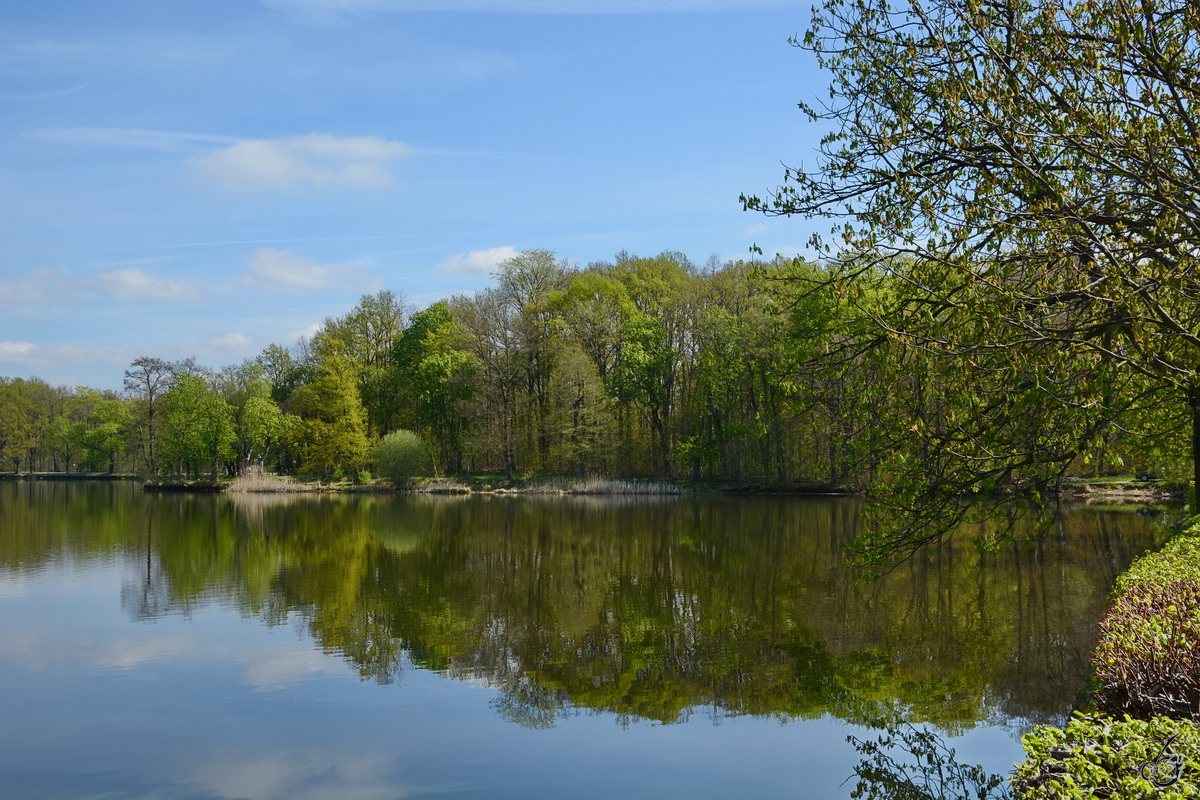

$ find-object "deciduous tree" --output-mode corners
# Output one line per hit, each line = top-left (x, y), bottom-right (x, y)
(744, 0), (1200, 566)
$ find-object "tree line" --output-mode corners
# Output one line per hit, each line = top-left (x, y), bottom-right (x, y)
(0, 248), (1178, 487)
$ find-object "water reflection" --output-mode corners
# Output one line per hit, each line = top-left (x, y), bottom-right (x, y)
(0, 482), (1168, 733)
(846, 723), (1013, 800)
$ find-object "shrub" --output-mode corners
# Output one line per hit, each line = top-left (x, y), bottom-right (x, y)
(374, 430), (431, 488)
(1014, 712), (1200, 799)
(1093, 579), (1200, 721)
(1113, 526), (1200, 597)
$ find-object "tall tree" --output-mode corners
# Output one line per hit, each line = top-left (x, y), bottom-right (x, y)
(159, 374), (235, 479)
(78, 391), (130, 473)
(288, 343), (371, 481)
(123, 357), (175, 473)
(495, 250), (567, 467)
(316, 290), (411, 437)
(0, 379), (33, 472)
(450, 289), (523, 480)
(218, 361), (285, 474)
(390, 302), (475, 473)
(743, 0), (1200, 565)
(607, 316), (676, 476)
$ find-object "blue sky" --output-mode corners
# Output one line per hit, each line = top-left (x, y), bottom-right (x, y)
(1, 0), (824, 390)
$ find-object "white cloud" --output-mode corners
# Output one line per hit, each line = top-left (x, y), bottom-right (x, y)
(96, 268), (197, 302)
(209, 332), (254, 352)
(436, 246), (518, 276)
(290, 322), (325, 342)
(28, 126), (237, 153)
(192, 134), (411, 191)
(246, 249), (348, 292)
(0, 342), (36, 360)
(191, 750), (419, 800)
(174, 333), (259, 365)
(265, 0), (787, 14)
(93, 636), (202, 669)
(241, 647), (346, 691)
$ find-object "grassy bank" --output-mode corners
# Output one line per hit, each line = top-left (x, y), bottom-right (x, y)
(1013, 519), (1200, 798)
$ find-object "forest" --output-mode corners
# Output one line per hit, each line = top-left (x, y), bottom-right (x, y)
(0, 248), (1185, 491)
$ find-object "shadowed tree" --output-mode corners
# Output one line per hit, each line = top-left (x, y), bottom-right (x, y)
(744, 0), (1200, 567)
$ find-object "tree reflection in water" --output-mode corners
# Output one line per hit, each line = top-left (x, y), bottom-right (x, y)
(0, 484), (1170, 736)
(846, 723), (1013, 800)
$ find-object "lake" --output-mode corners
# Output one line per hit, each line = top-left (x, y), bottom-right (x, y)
(0, 481), (1169, 799)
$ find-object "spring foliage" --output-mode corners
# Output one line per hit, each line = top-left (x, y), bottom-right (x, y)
(743, 0), (1200, 564)
(374, 430), (431, 488)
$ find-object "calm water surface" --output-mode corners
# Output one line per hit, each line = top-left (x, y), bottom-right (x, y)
(0, 481), (1170, 799)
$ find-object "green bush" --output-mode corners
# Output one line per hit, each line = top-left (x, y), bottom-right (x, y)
(1015, 519), (1200, 797)
(374, 430), (431, 488)
(1093, 580), (1200, 720)
(1088, 523), (1200, 721)
(1113, 526), (1200, 597)
(1014, 712), (1200, 798)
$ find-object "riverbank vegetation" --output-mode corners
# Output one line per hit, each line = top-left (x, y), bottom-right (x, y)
(1013, 522), (1200, 797)
(1, 251), (1188, 503)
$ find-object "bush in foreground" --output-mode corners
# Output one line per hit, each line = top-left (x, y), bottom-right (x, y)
(1014, 713), (1200, 798)
(374, 430), (431, 488)
(1090, 525), (1200, 721)
(1093, 579), (1200, 721)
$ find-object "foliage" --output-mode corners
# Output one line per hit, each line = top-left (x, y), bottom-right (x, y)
(1087, 525), (1200, 721)
(389, 302), (475, 472)
(78, 392), (129, 473)
(845, 723), (1011, 800)
(1093, 580), (1200, 721)
(743, 0), (1200, 565)
(287, 344), (371, 480)
(3, 246), (1188, 494)
(122, 356), (175, 473)
(0, 379), (35, 471)
(158, 374), (235, 478)
(374, 430), (431, 488)
(314, 290), (412, 437)
(1014, 712), (1200, 799)
(1113, 524), (1200, 597)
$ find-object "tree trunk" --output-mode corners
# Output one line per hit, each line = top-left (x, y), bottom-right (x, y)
(1190, 386), (1200, 509)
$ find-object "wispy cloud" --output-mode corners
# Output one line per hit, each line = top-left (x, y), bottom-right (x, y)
(0, 268), (74, 304)
(192, 134), (411, 191)
(265, 0), (787, 15)
(31, 128), (412, 191)
(436, 246), (518, 276)
(95, 268), (198, 302)
(0, 266), (197, 305)
(245, 249), (349, 293)
(0, 342), (36, 360)
(28, 127), (238, 153)
(4, 35), (232, 71)
(4, 82), (91, 102)
(177, 332), (257, 363)
(0, 343), (134, 382)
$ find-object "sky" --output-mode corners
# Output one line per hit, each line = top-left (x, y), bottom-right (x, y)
(1, 0), (826, 390)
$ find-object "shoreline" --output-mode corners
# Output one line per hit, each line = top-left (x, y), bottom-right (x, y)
(1, 471), (1185, 504)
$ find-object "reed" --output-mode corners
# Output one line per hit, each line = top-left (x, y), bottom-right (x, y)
(226, 473), (304, 493)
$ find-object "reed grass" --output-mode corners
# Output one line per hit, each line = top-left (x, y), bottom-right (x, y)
(226, 473), (305, 493)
